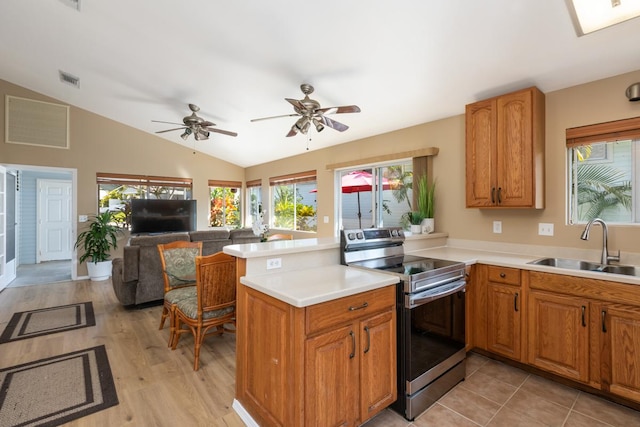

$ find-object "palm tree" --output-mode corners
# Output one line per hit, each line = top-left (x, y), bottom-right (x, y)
(576, 163), (632, 221)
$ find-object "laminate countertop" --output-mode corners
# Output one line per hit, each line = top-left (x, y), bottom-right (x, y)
(239, 264), (399, 308)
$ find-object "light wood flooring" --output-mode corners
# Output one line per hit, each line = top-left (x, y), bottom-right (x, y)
(2, 279), (640, 426)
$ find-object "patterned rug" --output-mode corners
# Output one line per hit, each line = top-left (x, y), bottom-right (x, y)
(0, 345), (118, 426)
(0, 302), (95, 344)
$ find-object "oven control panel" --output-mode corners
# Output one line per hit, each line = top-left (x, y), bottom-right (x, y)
(341, 227), (404, 246)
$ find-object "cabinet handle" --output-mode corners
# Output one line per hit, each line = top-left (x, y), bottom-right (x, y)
(491, 187), (496, 204)
(497, 187), (502, 204)
(500, 272), (506, 278)
(602, 310), (607, 333)
(349, 302), (368, 311)
(514, 292), (519, 312)
(581, 305), (586, 327)
(363, 326), (370, 354)
(349, 331), (356, 359)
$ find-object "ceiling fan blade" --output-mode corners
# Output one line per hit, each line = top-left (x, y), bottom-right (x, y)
(320, 116), (349, 132)
(251, 113), (299, 122)
(200, 120), (216, 127)
(316, 105), (361, 115)
(285, 98), (306, 110)
(205, 127), (238, 137)
(286, 128), (298, 137)
(155, 127), (187, 134)
(152, 120), (185, 126)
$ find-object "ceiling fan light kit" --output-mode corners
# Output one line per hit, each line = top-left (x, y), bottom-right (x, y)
(252, 84), (361, 138)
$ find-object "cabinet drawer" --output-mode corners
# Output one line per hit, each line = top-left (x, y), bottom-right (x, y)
(306, 286), (395, 335)
(487, 266), (520, 285)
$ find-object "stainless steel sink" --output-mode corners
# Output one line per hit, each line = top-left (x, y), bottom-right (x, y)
(528, 257), (640, 277)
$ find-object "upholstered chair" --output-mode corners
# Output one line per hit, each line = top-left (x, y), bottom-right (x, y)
(157, 241), (203, 347)
(172, 251), (237, 370)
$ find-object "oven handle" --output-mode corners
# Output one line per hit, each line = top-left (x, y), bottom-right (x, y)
(406, 279), (466, 308)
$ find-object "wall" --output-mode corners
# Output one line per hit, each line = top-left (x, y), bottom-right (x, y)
(0, 79), (245, 275)
(246, 69), (640, 258)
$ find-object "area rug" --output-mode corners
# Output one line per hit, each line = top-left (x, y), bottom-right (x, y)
(0, 345), (118, 426)
(0, 302), (95, 344)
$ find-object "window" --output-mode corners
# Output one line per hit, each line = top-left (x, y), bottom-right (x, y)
(209, 180), (242, 228)
(246, 179), (262, 228)
(338, 162), (412, 230)
(269, 171), (317, 232)
(96, 173), (192, 227)
(567, 116), (640, 224)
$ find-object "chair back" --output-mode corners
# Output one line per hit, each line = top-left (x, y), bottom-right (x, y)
(158, 241), (203, 292)
(266, 233), (293, 241)
(196, 252), (237, 314)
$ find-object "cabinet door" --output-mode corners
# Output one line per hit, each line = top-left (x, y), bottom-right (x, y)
(305, 324), (359, 427)
(599, 303), (640, 402)
(487, 283), (522, 360)
(465, 99), (496, 207)
(495, 89), (534, 207)
(359, 309), (396, 423)
(528, 291), (589, 382)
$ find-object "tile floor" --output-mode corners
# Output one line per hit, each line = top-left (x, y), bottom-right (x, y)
(364, 352), (640, 427)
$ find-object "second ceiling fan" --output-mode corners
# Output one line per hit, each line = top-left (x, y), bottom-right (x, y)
(251, 84), (361, 137)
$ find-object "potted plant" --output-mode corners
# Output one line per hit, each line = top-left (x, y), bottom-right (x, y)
(405, 211), (425, 234)
(75, 211), (122, 281)
(417, 176), (436, 234)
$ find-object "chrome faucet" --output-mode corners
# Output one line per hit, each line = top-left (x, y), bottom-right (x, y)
(580, 218), (620, 265)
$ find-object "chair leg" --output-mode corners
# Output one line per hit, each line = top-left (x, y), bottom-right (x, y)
(159, 304), (169, 330)
(167, 305), (177, 348)
(193, 325), (202, 371)
(171, 317), (182, 350)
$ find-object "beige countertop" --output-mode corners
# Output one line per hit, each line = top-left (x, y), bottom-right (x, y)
(239, 265), (399, 307)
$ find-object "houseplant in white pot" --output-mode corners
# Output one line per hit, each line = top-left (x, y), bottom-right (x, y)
(406, 211), (425, 234)
(417, 176), (436, 234)
(75, 211), (122, 281)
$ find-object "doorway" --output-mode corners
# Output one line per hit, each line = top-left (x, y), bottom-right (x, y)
(1, 164), (77, 288)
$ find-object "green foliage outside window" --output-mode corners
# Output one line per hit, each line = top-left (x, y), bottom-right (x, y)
(273, 185), (317, 231)
(210, 187), (241, 228)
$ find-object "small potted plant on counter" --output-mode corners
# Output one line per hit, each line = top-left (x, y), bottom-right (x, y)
(75, 211), (122, 281)
(406, 211), (425, 234)
(417, 176), (436, 234)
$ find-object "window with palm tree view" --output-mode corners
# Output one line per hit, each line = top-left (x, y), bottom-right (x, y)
(569, 140), (637, 224)
(270, 171), (317, 232)
(209, 180), (242, 228)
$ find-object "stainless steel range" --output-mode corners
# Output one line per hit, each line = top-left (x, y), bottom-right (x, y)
(341, 227), (467, 421)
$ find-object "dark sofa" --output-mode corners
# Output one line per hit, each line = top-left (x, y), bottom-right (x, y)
(111, 229), (260, 306)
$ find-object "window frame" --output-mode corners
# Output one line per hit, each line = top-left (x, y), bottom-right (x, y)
(269, 170), (317, 232)
(208, 179), (242, 229)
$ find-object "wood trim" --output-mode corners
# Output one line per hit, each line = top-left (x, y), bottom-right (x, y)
(326, 147), (439, 170)
(208, 179), (242, 188)
(96, 172), (193, 188)
(246, 179), (262, 188)
(269, 170), (316, 186)
(566, 116), (640, 147)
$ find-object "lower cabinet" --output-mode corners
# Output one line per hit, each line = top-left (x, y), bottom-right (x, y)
(527, 290), (590, 383)
(237, 284), (396, 427)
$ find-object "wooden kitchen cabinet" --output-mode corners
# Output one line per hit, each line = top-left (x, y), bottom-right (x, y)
(237, 283), (396, 427)
(465, 86), (545, 208)
(527, 289), (590, 383)
(593, 301), (640, 402)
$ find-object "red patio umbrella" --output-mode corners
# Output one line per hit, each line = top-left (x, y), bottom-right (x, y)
(339, 170), (393, 228)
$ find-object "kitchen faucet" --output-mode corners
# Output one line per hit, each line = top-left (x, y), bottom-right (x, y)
(580, 218), (620, 265)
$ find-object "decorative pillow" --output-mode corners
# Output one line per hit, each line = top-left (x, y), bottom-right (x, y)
(163, 247), (199, 288)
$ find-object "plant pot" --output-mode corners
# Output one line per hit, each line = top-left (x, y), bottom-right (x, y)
(410, 224), (422, 234)
(87, 260), (113, 282)
(421, 218), (435, 234)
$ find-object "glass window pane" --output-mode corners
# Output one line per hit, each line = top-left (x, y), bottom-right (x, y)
(210, 186), (242, 228)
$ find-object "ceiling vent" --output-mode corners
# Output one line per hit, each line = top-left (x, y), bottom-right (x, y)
(58, 0), (80, 11)
(5, 96), (70, 149)
(59, 70), (80, 88)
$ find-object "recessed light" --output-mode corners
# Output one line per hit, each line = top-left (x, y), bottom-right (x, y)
(567, 0), (640, 36)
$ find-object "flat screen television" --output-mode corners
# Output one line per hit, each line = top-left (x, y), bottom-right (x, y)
(130, 199), (197, 234)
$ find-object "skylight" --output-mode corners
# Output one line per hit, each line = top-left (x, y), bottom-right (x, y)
(568, 0), (640, 35)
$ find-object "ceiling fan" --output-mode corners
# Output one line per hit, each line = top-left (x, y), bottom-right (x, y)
(251, 84), (361, 137)
(152, 104), (238, 141)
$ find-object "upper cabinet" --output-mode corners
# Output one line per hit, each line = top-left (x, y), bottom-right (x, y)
(465, 87), (545, 208)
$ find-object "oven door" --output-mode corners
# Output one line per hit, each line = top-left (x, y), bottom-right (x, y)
(403, 279), (466, 395)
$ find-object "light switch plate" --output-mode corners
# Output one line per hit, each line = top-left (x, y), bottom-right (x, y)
(493, 221), (502, 234)
(539, 223), (554, 236)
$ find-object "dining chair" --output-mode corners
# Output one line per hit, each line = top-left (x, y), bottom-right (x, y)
(172, 251), (237, 370)
(157, 240), (202, 347)
(266, 233), (293, 241)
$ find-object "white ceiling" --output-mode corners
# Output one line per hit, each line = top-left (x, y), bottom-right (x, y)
(2, 1), (640, 168)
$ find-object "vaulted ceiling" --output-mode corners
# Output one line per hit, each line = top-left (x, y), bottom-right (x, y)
(2, 1), (640, 167)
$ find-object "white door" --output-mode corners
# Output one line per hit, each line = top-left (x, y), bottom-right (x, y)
(0, 166), (8, 291)
(38, 179), (72, 262)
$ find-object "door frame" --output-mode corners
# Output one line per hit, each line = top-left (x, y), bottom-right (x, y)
(0, 163), (78, 281)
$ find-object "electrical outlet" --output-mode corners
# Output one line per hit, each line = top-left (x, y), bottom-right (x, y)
(266, 258), (282, 269)
(538, 223), (554, 236)
(79, 215), (88, 222)
(493, 221), (502, 234)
